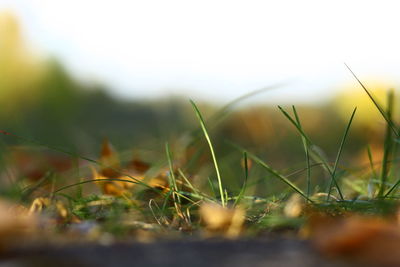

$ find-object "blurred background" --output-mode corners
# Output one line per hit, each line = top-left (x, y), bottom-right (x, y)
(0, 1), (400, 194)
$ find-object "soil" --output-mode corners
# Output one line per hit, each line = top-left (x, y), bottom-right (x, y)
(0, 238), (351, 267)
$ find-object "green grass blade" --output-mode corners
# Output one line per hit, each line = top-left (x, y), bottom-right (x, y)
(367, 145), (378, 179)
(292, 106), (311, 200)
(53, 178), (156, 195)
(165, 143), (181, 204)
(327, 107), (357, 200)
(367, 145), (377, 198)
(251, 153), (312, 202)
(207, 177), (217, 198)
(344, 63), (399, 137)
(178, 168), (200, 195)
(190, 100), (226, 207)
(21, 171), (54, 200)
(278, 106), (344, 200)
(277, 106), (312, 144)
(378, 90), (395, 197)
(234, 152), (249, 207)
(383, 178), (400, 198)
(189, 83), (289, 142)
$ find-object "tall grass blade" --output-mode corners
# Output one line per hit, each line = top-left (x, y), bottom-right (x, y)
(327, 107), (357, 200)
(378, 90), (395, 197)
(165, 143), (182, 205)
(234, 152), (249, 206)
(277, 106), (344, 200)
(367, 145), (378, 179)
(367, 145), (377, 198)
(207, 177), (217, 198)
(344, 63), (399, 137)
(384, 178), (400, 198)
(190, 100), (226, 207)
(251, 153), (312, 202)
(292, 106), (311, 200)
(189, 83), (289, 142)
(178, 169), (200, 195)
(226, 143), (313, 202)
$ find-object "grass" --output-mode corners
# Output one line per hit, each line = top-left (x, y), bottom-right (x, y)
(190, 100), (226, 207)
(1, 71), (400, 241)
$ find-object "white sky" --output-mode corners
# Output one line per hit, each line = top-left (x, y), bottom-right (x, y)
(2, 0), (400, 104)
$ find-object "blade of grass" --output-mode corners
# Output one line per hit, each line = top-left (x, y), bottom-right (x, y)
(207, 177), (217, 198)
(189, 83), (289, 142)
(226, 140), (325, 189)
(21, 171), (54, 201)
(367, 145), (378, 180)
(190, 100), (226, 207)
(278, 106), (344, 200)
(378, 90), (395, 197)
(227, 142), (313, 202)
(344, 63), (399, 137)
(327, 107), (357, 200)
(165, 143), (181, 203)
(250, 153), (313, 202)
(165, 143), (185, 220)
(53, 178), (156, 195)
(367, 145), (377, 198)
(176, 190), (217, 202)
(178, 168), (214, 202)
(384, 178), (400, 198)
(178, 169), (200, 195)
(292, 106), (312, 200)
(234, 152), (249, 207)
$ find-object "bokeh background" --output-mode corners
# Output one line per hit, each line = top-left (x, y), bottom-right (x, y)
(1, 1), (400, 195)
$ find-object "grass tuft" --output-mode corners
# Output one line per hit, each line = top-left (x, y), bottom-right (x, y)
(190, 100), (226, 207)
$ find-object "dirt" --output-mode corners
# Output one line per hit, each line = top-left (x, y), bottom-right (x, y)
(0, 238), (351, 267)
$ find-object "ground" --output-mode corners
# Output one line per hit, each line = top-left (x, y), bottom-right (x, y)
(1, 238), (353, 267)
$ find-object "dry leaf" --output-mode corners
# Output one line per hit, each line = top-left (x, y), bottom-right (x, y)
(200, 203), (245, 238)
(0, 199), (38, 247)
(128, 158), (151, 173)
(92, 167), (129, 196)
(29, 197), (71, 224)
(306, 214), (400, 266)
(29, 197), (51, 214)
(283, 194), (304, 218)
(100, 138), (121, 178)
(93, 140), (171, 196)
(10, 148), (72, 182)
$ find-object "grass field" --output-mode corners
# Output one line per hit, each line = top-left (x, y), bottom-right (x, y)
(1, 69), (400, 266)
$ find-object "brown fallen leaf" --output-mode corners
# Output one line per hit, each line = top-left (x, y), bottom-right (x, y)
(93, 140), (170, 196)
(0, 199), (38, 248)
(127, 157), (151, 173)
(283, 194), (304, 218)
(306, 214), (400, 266)
(29, 197), (72, 224)
(91, 167), (137, 196)
(200, 202), (245, 238)
(9, 147), (72, 182)
(99, 138), (121, 178)
(28, 197), (51, 214)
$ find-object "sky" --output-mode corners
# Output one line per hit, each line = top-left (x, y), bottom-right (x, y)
(1, 0), (400, 104)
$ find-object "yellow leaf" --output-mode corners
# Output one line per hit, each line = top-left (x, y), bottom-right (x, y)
(200, 203), (245, 238)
